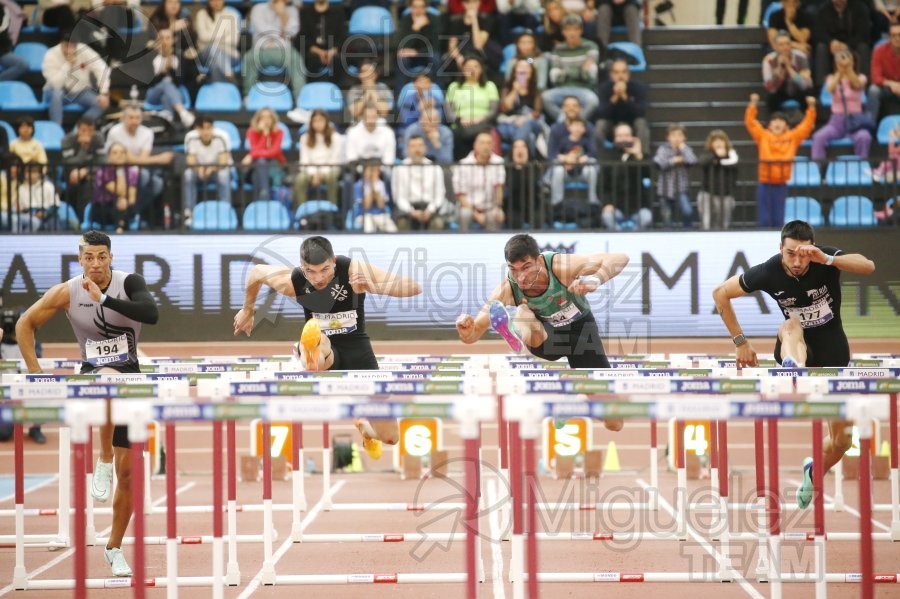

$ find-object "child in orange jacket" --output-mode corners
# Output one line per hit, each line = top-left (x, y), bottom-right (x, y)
(744, 93), (816, 227)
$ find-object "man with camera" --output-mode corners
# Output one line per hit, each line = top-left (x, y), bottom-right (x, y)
(763, 30), (813, 117)
(599, 121), (652, 231)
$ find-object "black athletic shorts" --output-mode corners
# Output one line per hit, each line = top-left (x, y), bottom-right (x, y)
(80, 361), (142, 449)
(330, 340), (379, 371)
(774, 327), (850, 368)
(528, 314), (611, 368)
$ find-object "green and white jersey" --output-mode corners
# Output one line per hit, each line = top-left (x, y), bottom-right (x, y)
(507, 252), (591, 327)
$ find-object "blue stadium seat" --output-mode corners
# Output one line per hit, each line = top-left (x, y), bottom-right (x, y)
(55, 201), (80, 230)
(876, 114), (900, 145)
(246, 82), (294, 112)
(296, 82), (344, 112)
(501, 43), (517, 74)
(784, 196), (823, 226)
(195, 82), (242, 112)
(243, 121), (292, 151)
(213, 120), (242, 151)
(191, 200), (238, 230)
(349, 6), (395, 36)
(294, 200), (340, 229)
(829, 195), (876, 226)
(762, 2), (782, 29)
(824, 156), (873, 186)
(33, 120), (65, 152)
(787, 157), (821, 186)
(607, 42), (647, 72)
(14, 42), (48, 72)
(242, 200), (291, 230)
(0, 82), (45, 111)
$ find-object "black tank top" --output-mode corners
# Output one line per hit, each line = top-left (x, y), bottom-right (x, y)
(290, 256), (369, 347)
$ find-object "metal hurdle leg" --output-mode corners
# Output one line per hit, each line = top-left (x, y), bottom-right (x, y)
(648, 418), (659, 511)
(127, 401), (152, 599)
(165, 423), (178, 599)
(767, 419), (782, 598)
(852, 401), (877, 599)
(60, 425), (74, 547)
(225, 420), (241, 584)
(716, 420), (733, 582)
(675, 420), (688, 541)
(322, 423), (333, 511)
(13, 423), (27, 590)
(890, 393), (900, 541)
(812, 420), (826, 599)
(754, 419), (769, 582)
(832, 454), (845, 512)
(709, 419), (720, 540)
(212, 420), (224, 599)
(290, 422), (306, 542)
(260, 420), (276, 585)
(508, 421), (524, 596)
(497, 395), (512, 541)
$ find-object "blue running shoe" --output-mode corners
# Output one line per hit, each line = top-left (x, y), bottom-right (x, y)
(796, 457), (814, 509)
(782, 356), (799, 368)
(489, 300), (524, 354)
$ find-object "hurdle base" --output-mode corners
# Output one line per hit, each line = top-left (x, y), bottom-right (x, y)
(13, 566), (27, 590)
(225, 562), (241, 586)
(891, 521), (900, 542)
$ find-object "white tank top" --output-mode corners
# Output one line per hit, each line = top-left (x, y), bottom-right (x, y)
(65, 270), (142, 371)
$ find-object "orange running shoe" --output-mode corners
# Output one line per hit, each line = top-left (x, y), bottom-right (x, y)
(299, 318), (322, 371)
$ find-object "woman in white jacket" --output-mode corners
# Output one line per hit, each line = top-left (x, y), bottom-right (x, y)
(193, 0), (240, 82)
(293, 110), (344, 207)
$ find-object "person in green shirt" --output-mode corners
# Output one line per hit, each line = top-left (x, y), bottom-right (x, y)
(456, 233), (630, 430)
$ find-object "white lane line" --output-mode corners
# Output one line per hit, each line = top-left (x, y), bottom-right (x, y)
(786, 478), (892, 532)
(0, 474), (59, 504)
(637, 478), (764, 599)
(486, 478), (506, 599)
(238, 480), (346, 598)
(0, 481), (196, 596)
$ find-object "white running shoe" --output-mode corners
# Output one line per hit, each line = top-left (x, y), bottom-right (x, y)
(104, 547), (133, 577)
(92, 459), (113, 503)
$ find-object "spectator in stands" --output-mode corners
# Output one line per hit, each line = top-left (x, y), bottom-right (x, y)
(868, 22), (900, 121)
(447, 0), (504, 76)
(294, 109), (344, 207)
(345, 104), (397, 166)
(597, 0), (642, 47)
(595, 58), (650, 154)
(93, 142), (138, 232)
(496, 0), (542, 45)
(498, 59), (546, 156)
(297, 0), (345, 82)
(542, 14), (601, 122)
(875, 0), (900, 26)
(241, 107), (286, 202)
(540, 0), (566, 51)
(149, 0), (202, 102)
(763, 30), (814, 116)
(403, 105), (454, 163)
(396, 72), (446, 136)
(766, 0), (812, 56)
(697, 129), (738, 230)
(0, 1), (27, 82)
(396, 0), (441, 84)
(346, 60), (394, 122)
(599, 122), (652, 231)
(447, 0), (498, 24)
(183, 115), (232, 224)
(453, 130), (506, 231)
(445, 56), (500, 160)
(61, 117), (105, 218)
(653, 124), (697, 228)
(873, 120), (900, 181)
(393, 135), (447, 230)
(42, 31), (111, 126)
(503, 31), (549, 90)
(243, 0), (306, 99)
(561, 0), (598, 41)
(353, 160), (398, 232)
(13, 164), (58, 232)
(105, 104), (174, 226)
(194, 0), (241, 83)
(147, 29), (196, 129)
(745, 93), (816, 227)
(77, 1), (142, 64)
(548, 116), (599, 224)
(37, 0), (79, 32)
(506, 139), (542, 228)
(813, 0), (871, 86)
(10, 118), (48, 167)
(811, 49), (872, 161)
(548, 95), (594, 162)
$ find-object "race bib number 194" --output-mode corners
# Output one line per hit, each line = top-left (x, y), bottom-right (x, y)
(86, 334), (128, 366)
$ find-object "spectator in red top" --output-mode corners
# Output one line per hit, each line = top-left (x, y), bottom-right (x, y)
(868, 22), (900, 121)
(448, 0), (497, 15)
(241, 107), (286, 202)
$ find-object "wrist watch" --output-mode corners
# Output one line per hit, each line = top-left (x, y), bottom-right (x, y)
(825, 254), (834, 266)
(732, 334), (747, 347)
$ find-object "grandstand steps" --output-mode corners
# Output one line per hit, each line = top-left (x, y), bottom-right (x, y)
(646, 101), (747, 124)
(643, 25), (766, 46)
(641, 62), (761, 85)
(644, 43), (763, 66)
(647, 82), (759, 104)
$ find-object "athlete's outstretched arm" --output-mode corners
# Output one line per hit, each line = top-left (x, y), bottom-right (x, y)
(712, 275), (758, 368)
(553, 251), (630, 293)
(15, 283), (70, 373)
(80, 274), (159, 324)
(795, 245), (875, 275)
(349, 261), (422, 297)
(456, 280), (515, 344)
(234, 265), (296, 336)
